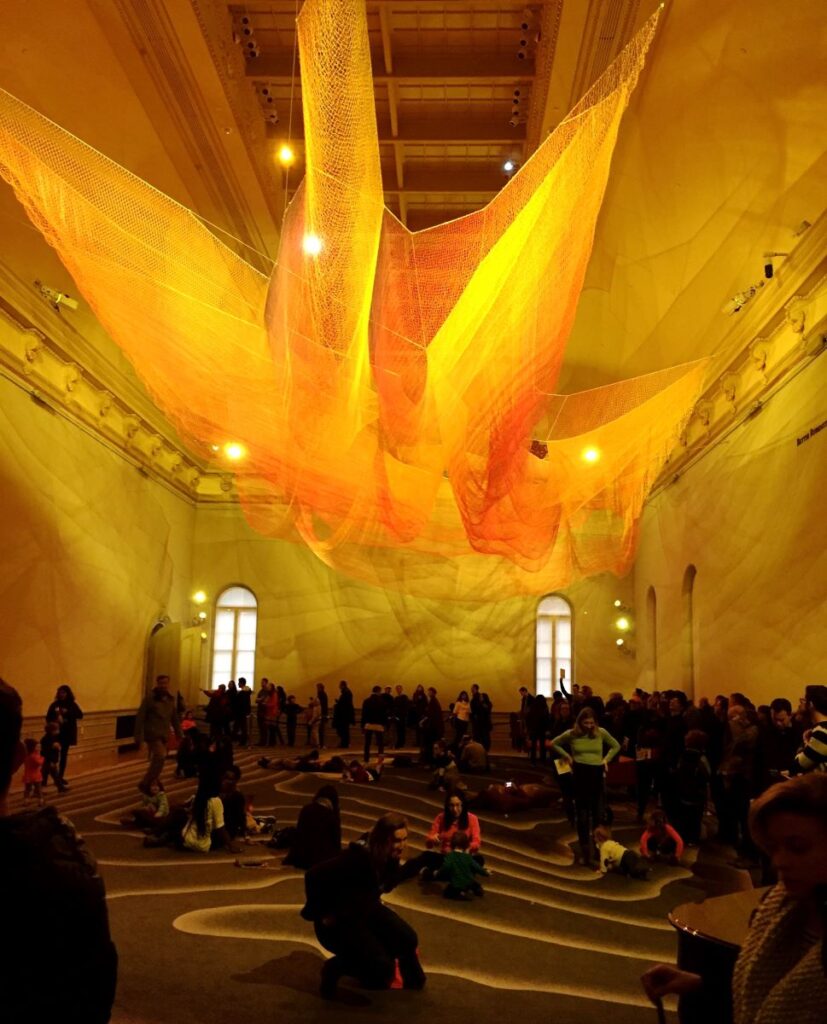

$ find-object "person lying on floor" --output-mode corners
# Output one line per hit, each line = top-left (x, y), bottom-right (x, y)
(436, 830), (490, 899)
(342, 756), (384, 783)
(466, 780), (557, 813)
(301, 812), (426, 999)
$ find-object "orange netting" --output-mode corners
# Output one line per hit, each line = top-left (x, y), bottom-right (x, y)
(0, 0), (707, 600)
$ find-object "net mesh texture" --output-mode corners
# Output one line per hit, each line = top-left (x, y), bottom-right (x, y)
(0, 0), (707, 601)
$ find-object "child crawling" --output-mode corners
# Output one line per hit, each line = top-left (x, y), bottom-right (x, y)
(593, 826), (649, 879)
(436, 830), (490, 899)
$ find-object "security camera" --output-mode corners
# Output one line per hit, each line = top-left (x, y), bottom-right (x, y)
(34, 280), (79, 312)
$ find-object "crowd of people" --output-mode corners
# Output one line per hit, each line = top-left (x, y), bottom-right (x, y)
(3, 672), (825, 1019)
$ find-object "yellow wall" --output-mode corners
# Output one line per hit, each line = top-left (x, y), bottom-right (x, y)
(634, 355), (827, 706)
(0, 371), (195, 714)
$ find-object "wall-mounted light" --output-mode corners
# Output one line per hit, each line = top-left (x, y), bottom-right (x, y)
(200, 631), (208, 641)
(193, 590), (207, 605)
(277, 144), (295, 167)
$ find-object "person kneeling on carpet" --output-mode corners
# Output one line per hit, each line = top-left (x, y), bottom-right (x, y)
(436, 830), (490, 899)
(301, 811), (426, 999)
(593, 825), (649, 879)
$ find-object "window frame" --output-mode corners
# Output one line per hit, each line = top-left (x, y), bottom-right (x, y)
(210, 585), (258, 688)
(535, 593), (574, 696)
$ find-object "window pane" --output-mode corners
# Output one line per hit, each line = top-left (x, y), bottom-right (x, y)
(536, 663), (552, 683)
(536, 641), (552, 659)
(237, 610), (257, 637)
(556, 642), (572, 660)
(235, 652), (255, 677)
(536, 618), (552, 643)
(538, 595), (571, 616)
(212, 651), (232, 676)
(555, 619), (572, 644)
(217, 586), (257, 608)
(215, 609), (235, 633)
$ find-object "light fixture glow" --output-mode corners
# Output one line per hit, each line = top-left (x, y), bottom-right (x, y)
(197, 610), (207, 621)
(200, 631), (208, 640)
(503, 159), (516, 173)
(616, 638), (624, 646)
(613, 599), (622, 607)
(302, 233), (323, 257)
(210, 444), (220, 452)
(581, 446), (601, 464)
(615, 616), (630, 631)
(193, 590), (207, 604)
(224, 442), (246, 460)
(277, 143), (295, 166)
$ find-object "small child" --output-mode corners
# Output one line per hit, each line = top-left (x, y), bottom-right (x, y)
(640, 809), (685, 864)
(23, 738), (44, 806)
(120, 780), (170, 828)
(593, 826), (649, 879)
(436, 830), (490, 899)
(40, 722), (67, 793)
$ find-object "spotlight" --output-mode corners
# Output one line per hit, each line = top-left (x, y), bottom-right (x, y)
(200, 631), (208, 641)
(503, 159), (516, 174)
(302, 233), (323, 256)
(581, 446), (601, 464)
(223, 442), (246, 460)
(193, 590), (207, 604)
(277, 144), (295, 167)
(615, 616), (631, 632)
(613, 599), (622, 608)
(616, 638), (624, 647)
(198, 611), (207, 621)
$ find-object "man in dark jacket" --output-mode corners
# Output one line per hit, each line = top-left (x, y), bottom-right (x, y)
(361, 685), (389, 761)
(392, 685), (410, 748)
(0, 679), (118, 1022)
(302, 812), (425, 998)
(332, 680), (355, 749)
(135, 674), (182, 791)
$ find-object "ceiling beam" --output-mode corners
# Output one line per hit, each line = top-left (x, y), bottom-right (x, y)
(249, 53), (535, 83)
(267, 120), (526, 145)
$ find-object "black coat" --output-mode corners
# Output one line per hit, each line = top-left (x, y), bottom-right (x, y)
(46, 699), (84, 746)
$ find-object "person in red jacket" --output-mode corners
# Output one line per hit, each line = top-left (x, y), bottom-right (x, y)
(640, 809), (684, 864)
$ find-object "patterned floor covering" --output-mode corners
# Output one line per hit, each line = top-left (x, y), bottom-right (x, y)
(17, 749), (748, 1024)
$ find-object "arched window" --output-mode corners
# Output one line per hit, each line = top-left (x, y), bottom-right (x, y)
(646, 585), (658, 682)
(681, 566), (697, 697)
(536, 594), (573, 696)
(212, 586), (257, 687)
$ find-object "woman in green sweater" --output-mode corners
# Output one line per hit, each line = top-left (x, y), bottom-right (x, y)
(553, 705), (621, 867)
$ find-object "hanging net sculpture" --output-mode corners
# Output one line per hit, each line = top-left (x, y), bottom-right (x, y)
(0, 0), (707, 601)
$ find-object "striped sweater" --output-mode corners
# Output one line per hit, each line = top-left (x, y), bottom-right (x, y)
(792, 721), (827, 774)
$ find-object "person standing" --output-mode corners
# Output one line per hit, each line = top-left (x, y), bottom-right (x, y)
(46, 684), (84, 783)
(316, 683), (329, 748)
(393, 685), (409, 748)
(361, 686), (389, 762)
(135, 675), (181, 793)
(235, 677), (252, 747)
(526, 693), (550, 764)
(420, 687), (444, 765)
(255, 677), (270, 745)
(332, 680), (355, 749)
(553, 706), (621, 866)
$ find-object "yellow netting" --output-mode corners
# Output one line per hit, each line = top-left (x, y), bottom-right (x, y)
(0, 0), (708, 601)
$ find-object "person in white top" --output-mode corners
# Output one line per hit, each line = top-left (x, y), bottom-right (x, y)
(593, 826), (649, 879)
(181, 774), (241, 854)
(451, 691), (472, 747)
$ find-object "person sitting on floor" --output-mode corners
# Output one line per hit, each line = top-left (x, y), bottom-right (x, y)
(120, 779), (169, 829)
(436, 830), (490, 899)
(458, 734), (489, 773)
(421, 790), (483, 878)
(220, 765), (248, 841)
(640, 809), (684, 864)
(593, 825), (649, 879)
(428, 740), (459, 791)
(301, 812), (426, 998)
(180, 772), (241, 854)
